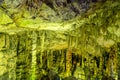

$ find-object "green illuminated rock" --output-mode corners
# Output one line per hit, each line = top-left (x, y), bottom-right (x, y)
(0, 0), (120, 80)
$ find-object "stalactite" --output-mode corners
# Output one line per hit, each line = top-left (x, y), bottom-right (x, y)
(79, 55), (82, 67)
(37, 31), (41, 48)
(67, 34), (70, 48)
(35, 31), (42, 79)
(72, 36), (75, 48)
(60, 50), (64, 72)
(16, 35), (22, 80)
(40, 30), (45, 68)
(110, 45), (117, 79)
(4, 34), (6, 48)
(57, 50), (60, 69)
(47, 50), (50, 69)
(2, 33), (9, 50)
(16, 36), (20, 56)
(71, 53), (77, 76)
(16, 32), (32, 80)
(65, 48), (72, 77)
(57, 50), (61, 73)
(53, 51), (56, 68)
(117, 42), (120, 80)
(52, 50), (60, 71)
(8, 35), (17, 80)
(62, 49), (66, 73)
(110, 59), (114, 78)
(49, 50), (53, 69)
(42, 50), (47, 71)
(31, 31), (37, 80)
(25, 40), (32, 79)
(75, 36), (78, 48)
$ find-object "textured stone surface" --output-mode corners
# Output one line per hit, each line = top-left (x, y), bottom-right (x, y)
(0, 0), (120, 80)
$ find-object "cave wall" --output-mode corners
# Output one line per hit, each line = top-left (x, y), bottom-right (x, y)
(0, 0), (120, 80)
